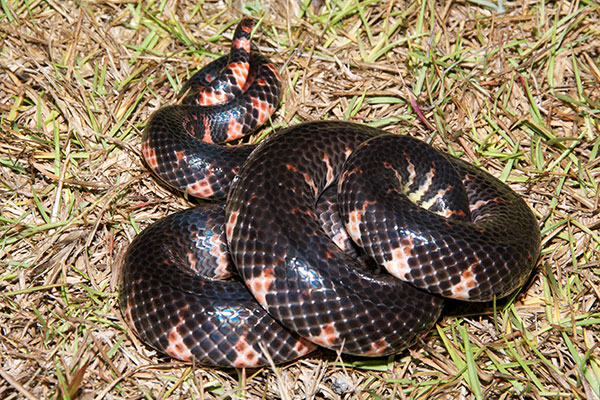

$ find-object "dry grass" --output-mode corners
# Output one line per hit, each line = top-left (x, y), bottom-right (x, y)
(1, 0), (599, 399)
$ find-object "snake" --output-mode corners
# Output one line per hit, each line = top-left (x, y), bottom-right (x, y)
(120, 18), (541, 368)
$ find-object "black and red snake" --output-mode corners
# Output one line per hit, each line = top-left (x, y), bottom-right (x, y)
(120, 18), (540, 368)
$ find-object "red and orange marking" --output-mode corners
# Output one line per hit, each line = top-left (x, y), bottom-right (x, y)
(141, 140), (159, 170)
(345, 200), (377, 243)
(311, 323), (341, 348)
(166, 326), (193, 362)
(449, 267), (477, 299)
(225, 210), (239, 239)
(186, 178), (216, 198)
(382, 237), (416, 280)
(227, 60), (250, 89)
(245, 267), (275, 306)
(251, 97), (275, 125)
(362, 338), (389, 356)
(232, 336), (261, 368)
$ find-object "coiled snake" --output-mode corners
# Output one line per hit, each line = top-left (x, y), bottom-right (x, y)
(120, 18), (540, 367)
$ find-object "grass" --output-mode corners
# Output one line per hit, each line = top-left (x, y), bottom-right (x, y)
(1, 0), (599, 399)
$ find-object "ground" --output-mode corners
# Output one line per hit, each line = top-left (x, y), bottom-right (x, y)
(1, 0), (599, 399)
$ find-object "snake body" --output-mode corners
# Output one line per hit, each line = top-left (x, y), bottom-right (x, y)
(120, 19), (540, 367)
